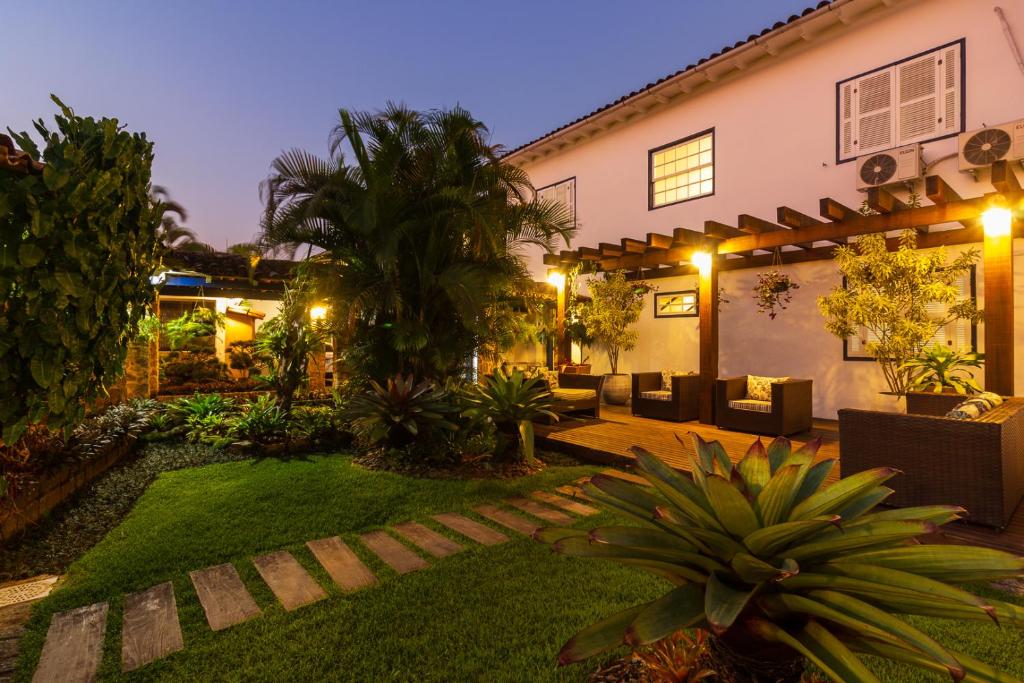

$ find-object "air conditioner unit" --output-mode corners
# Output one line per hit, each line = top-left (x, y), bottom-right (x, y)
(958, 119), (1024, 170)
(855, 144), (922, 190)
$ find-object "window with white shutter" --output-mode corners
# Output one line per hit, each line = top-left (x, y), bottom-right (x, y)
(837, 40), (963, 162)
(536, 177), (576, 226)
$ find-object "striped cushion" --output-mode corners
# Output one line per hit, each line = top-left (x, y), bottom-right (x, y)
(551, 388), (595, 401)
(640, 390), (672, 402)
(946, 391), (1004, 420)
(729, 399), (772, 413)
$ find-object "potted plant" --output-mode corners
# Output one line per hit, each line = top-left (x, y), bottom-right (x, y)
(579, 271), (650, 405)
(903, 343), (984, 395)
(559, 357), (591, 375)
(753, 270), (799, 319)
(818, 231), (982, 399)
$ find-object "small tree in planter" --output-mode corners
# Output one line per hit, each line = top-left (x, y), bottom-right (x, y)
(818, 231), (982, 396)
(579, 271), (650, 404)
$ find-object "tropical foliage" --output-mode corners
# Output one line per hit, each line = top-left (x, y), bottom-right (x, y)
(579, 271), (650, 374)
(754, 270), (800, 320)
(258, 103), (575, 381)
(343, 374), (457, 449)
(151, 186), (213, 255)
(253, 280), (326, 412)
(463, 368), (557, 464)
(0, 96), (162, 442)
(903, 344), (984, 395)
(537, 434), (1024, 682)
(818, 231), (982, 395)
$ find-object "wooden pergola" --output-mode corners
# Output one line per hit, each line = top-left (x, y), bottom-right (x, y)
(543, 161), (1024, 424)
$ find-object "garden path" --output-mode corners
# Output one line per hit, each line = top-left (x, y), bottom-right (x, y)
(28, 485), (596, 681)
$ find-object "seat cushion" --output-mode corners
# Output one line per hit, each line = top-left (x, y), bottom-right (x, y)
(747, 375), (789, 401)
(729, 399), (772, 413)
(946, 391), (1004, 420)
(640, 390), (672, 401)
(551, 388), (595, 402)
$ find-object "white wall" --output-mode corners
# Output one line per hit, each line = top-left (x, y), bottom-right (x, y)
(520, 0), (1024, 418)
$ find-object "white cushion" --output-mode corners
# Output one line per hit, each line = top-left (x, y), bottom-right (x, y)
(729, 399), (773, 413)
(640, 390), (672, 402)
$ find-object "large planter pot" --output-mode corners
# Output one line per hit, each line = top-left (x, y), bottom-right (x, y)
(602, 373), (630, 405)
(872, 391), (906, 413)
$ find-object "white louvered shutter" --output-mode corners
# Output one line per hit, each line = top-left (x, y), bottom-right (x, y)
(854, 69), (895, 156)
(537, 178), (576, 226)
(840, 81), (855, 159)
(895, 43), (961, 145)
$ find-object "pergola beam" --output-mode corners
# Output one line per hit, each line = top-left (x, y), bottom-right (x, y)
(925, 175), (978, 230)
(778, 206), (846, 245)
(992, 159), (1022, 194)
(739, 213), (813, 250)
(866, 187), (926, 234)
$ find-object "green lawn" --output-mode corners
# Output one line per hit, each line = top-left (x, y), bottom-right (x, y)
(15, 453), (1024, 682)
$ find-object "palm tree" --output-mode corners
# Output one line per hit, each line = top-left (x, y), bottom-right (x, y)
(259, 104), (575, 380)
(152, 186), (214, 254)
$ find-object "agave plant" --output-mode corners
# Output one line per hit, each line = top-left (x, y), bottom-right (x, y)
(537, 434), (1024, 683)
(343, 374), (457, 449)
(463, 368), (557, 464)
(903, 344), (985, 395)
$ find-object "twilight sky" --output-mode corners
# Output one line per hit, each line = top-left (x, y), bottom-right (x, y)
(3, 1), (813, 248)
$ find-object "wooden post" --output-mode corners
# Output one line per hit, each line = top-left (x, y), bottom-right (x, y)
(555, 280), (569, 368)
(983, 216), (1015, 395)
(698, 256), (719, 424)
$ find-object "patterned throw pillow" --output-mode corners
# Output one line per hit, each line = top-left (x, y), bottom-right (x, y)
(660, 370), (696, 391)
(946, 391), (1003, 420)
(746, 375), (789, 401)
(540, 369), (559, 390)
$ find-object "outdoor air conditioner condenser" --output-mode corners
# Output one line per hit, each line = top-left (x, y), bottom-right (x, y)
(958, 119), (1024, 170)
(855, 143), (922, 191)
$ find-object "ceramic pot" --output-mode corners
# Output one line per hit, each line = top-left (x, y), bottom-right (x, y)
(602, 373), (630, 404)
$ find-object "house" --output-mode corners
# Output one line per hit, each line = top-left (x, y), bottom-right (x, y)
(508, 0), (1024, 419)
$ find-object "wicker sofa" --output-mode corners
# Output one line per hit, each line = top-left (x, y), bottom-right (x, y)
(539, 373), (605, 420)
(715, 376), (813, 436)
(839, 393), (1024, 528)
(631, 372), (699, 422)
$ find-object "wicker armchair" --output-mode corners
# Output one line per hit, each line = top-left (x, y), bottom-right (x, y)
(715, 376), (813, 436)
(839, 394), (1024, 528)
(539, 373), (604, 420)
(631, 372), (699, 422)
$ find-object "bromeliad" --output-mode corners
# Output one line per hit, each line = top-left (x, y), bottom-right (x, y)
(535, 434), (1024, 683)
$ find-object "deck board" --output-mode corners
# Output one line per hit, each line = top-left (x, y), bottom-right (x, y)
(538, 404), (1024, 553)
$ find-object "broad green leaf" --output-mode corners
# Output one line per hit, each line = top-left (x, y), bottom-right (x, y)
(632, 447), (717, 526)
(785, 521), (935, 563)
(588, 526), (697, 554)
(834, 486), (894, 520)
(705, 572), (757, 633)
(704, 474), (760, 538)
(797, 620), (881, 683)
(847, 505), (965, 528)
(756, 463), (802, 526)
(691, 433), (731, 475)
(533, 527), (587, 544)
(743, 516), (839, 557)
(556, 603), (647, 665)
(731, 552), (797, 583)
(18, 243), (45, 267)
(736, 439), (770, 496)
(766, 436), (792, 473)
(746, 618), (862, 683)
(624, 583), (706, 645)
(849, 640), (1021, 683)
(518, 420), (535, 464)
(588, 474), (665, 514)
(788, 468), (899, 521)
(831, 545), (1024, 583)
(792, 458), (835, 505)
(552, 536), (721, 575)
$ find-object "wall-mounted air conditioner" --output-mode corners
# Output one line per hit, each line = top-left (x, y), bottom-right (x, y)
(958, 119), (1024, 170)
(855, 143), (922, 190)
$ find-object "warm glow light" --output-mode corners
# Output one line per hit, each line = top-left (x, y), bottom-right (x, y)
(309, 305), (328, 321)
(982, 207), (1013, 238)
(691, 251), (712, 272)
(546, 270), (565, 288)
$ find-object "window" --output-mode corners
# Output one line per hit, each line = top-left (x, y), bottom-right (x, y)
(649, 129), (714, 209)
(837, 40), (964, 162)
(535, 177), (576, 226)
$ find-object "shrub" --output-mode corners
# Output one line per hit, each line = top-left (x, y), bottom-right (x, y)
(579, 271), (651, 374)
(903, 344), (984, 395)
(229, 394), (287, 444)
(463, 368), (556, 464)
(343, 375), (457, 450)
(0, 96), (162, 442)
(537, 435), (1024, 682)
(171, 393), (235, 421)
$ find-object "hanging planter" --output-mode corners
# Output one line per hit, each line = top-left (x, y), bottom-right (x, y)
(754, 250), (799, 319)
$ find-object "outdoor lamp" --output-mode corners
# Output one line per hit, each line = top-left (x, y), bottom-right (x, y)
(691, 251), (712, 272)
(309, 304), (328, 321)
(546, 270), (565, 288)
(982, 206), (1013, 238)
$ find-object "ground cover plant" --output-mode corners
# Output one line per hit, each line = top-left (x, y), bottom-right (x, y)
(537, 435), (1024, 682)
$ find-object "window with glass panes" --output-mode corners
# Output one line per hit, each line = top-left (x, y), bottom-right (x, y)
(649, 130), (714, 209)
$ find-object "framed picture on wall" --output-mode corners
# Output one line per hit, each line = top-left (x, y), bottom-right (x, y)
(654, 290), (698, 318)
(842, 266), (978, 361)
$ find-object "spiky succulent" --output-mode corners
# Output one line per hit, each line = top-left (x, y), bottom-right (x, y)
(537, 434), (1024, 682)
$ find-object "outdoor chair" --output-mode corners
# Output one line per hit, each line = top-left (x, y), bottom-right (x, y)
(631, 372), (699, 422)
(715, 376), (813, 436)
(538, 372), (604, 420)
(839, 393), (1024, 528)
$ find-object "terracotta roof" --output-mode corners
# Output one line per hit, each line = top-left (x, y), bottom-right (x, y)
(504, 1), (833, 159)
(0, 134), (45, 174)
(166, 250), (298, 282)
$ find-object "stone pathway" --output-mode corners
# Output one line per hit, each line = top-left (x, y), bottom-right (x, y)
(27, 485), (597, 681)
(0, 576), (59, 683)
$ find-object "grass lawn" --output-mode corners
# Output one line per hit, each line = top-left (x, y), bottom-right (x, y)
(15, 452), (1024, 682)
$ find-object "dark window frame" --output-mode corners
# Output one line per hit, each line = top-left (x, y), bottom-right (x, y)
(647, 127), (715, 211)
(535, 176), (577, 227)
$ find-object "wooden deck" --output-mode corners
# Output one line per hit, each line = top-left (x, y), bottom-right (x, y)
(537, 405), (1024, 554)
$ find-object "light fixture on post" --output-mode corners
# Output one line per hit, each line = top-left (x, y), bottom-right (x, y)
(981, 197), (1015, 396)
(982, 206), (1013, 237)
(547, 269), (568, 368)
(546, 270), (566, 289)
(308, 304), (328, 322)
(691, 250), (713, 273)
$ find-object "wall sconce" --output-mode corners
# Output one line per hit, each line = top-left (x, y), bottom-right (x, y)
(691, 251), (712, 272)
(546, 270), (565, 288)
(309, 304), (329, 321)
(982, 206), (1013, 238)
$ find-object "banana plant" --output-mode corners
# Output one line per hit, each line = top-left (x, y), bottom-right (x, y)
(536, 434), (1024, 683)
(903, 344), (985, 395)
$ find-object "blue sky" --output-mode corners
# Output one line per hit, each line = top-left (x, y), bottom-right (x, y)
(3, 1), (814, 247)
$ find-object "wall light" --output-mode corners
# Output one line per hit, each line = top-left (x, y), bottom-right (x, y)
(309, 304), (329, 321)
(982, 207), (1013, 238)
(546, 270), (565, 288)
(691, 251), (712, 272)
